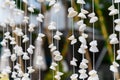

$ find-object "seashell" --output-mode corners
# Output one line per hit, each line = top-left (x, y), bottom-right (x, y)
(77, 0), (86, 4)
(90, 16), (98, 23)
(68, 7), (78, 18)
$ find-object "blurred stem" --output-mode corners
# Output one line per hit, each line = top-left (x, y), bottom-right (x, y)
(95, 0), (113, 62)
(95, 0), (120, 79)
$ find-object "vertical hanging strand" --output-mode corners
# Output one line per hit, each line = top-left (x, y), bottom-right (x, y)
(81, 3), (85, 60)
(56, 0), (59, 72)
(112, 0), (115, 80)
(92, 0), (95, 70)
(71, 0), (75, 74)
(30, 0), (32, 67)
(24, 1), (27, 73)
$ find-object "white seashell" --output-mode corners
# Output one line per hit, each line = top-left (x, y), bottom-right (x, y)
(17, 69), (24, 77)
(117, 49), (120, 54)
(115, 0), (120, 3)
(23, 52), (29, 60)
(23, 16), (29, 23)
(22, 35), (29, 43)
(82, 33), (88, 38)
(49, 43), (54, 48)
(22, 73), (30, 80)
(89, 40), (98, 46)
(14, 63), (21, 70)
(109, 9), (119, 16)
(54, 35), (61, 40)
(89, 46), (99, 53)
(50, 46), (57, 52)
(88, 70), (97, 75)
(23, 0), (28, 4)
(29, 45), (35, 49)
(115, 24), (120, 32)
(79, 24), (86, 32)
(56, 71), (64, 76)
(0, 22), (6, 28)
(88, 75), (99, 80)
(28, 23), (36, 32)
(80, 44), (88, 49)
(11, 54), (17, 62)
(70, 74), (78, 80)
(49, 0), (56, 6)
(77, 0), (86, 4)
(48, 21), (56, 30)
(50, 65), (56, 70)
(73, 57), (78, 61)
(54, 54), (63, 61)
(10, 40), (16, 45)
(116, 53), (120, 60)
(113, 61), (119, 67)
(55, 75), (61, 80)
(88, 12), (95, 18)
(110, 65), (118, 72)
(81, 8), (89, 14)
(36, 13), (44, 22)
(1, 39), (7, 46)
(14, 78), (21, 80)
(27, 48), (33, 54)
(108, 5), (115, 11)
(78, 13), (87, 19)
(110, 37), (119, 44)
(27, 67), (35, 73)
(109, 33), (117, 39)
(4, 32), (10, 39)
(68, 7), (78, 18)
(79, 62), (88, 69)
(77, 20), (84, 26)
(38, 33), (45, 37)
(53, 50), (61, 56)
(11, 71), (17, 78)
(82, 59), (89, 63)
(90, 16), (98, 23)
(70, 60), (77, 66)
(78, 48), (86, 54)
(13, 27), (24, 36)
(79, 36), (87, 44)
(56, 31), (63, 36)
(114, 19), (120, 24)
(79, 73), (88, 79)
(71, 39), (77, 45)
(78, 69), (86, 74)
(68, 35), (75, 40)
(28, 6), (34, 12)
(51, 62), (58, 67)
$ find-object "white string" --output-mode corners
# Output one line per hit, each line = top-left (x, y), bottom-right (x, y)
(111, 0), (115, 80)
(92, 0), (95, 70)
(24, 1), (27, 73)
(71, 0), (75, 73)
(56, 0), (60, 72)
(81, 3), (85, 61)
(118, 3), (120, 48)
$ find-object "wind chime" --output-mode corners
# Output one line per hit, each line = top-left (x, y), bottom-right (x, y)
(108, 0), (120, 80)
(1, 0), (119, 80)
